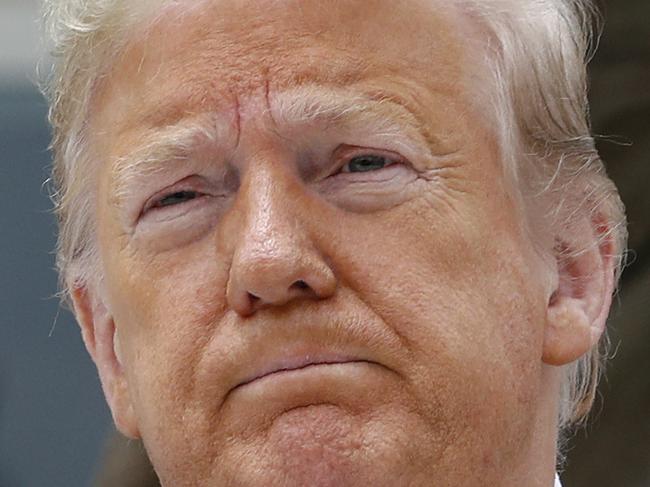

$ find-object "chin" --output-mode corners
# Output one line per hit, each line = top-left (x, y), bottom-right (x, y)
(153, 402), (434, 487)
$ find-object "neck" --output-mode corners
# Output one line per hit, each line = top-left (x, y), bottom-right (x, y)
(504, 365), (562, 487)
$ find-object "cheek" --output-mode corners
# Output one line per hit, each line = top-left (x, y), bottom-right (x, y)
(334, 194), (547, 453)
(104, 236), (231, 440)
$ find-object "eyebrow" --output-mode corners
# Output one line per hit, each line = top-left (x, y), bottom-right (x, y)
(110, 117), (229, 205)
(272, 85), (440, 151)
(109, 86), (439, 202)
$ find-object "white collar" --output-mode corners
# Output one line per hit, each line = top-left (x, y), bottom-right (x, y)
(555, 473), (563, 487)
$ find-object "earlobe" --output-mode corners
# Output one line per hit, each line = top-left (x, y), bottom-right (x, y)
(70, 286), (141, 439)
(543, 296), (597, 366)
(542, 216), (616, 366)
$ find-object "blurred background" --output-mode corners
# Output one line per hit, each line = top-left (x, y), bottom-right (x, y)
(0, 0), (647, 486)
(0, 1), (113, 487)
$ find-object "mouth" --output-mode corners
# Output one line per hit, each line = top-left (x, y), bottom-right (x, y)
(235, 355), (375, 389)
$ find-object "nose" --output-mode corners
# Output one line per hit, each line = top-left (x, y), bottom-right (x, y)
(224, 161), (337, 316)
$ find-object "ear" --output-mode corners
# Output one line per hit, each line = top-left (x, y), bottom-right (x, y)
(542, 214), (617, 366)
(71, 285), (140, 438)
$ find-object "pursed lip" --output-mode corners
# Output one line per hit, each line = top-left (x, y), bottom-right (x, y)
(234, 352), (376, 390)
(209, 309), (406, 407)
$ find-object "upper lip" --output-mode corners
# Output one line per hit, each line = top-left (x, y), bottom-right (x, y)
(234, 351), (375, 389)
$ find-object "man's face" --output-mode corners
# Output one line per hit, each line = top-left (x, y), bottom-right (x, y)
(90, 0), (555, 485)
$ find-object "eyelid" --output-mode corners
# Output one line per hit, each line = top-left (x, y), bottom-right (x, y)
(140, 176), (208, 217)
(151, 190), (199, 210)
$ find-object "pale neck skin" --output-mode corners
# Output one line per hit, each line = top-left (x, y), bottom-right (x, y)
(71, 1), (600, 485)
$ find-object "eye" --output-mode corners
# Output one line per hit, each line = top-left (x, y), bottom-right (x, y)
(153, 190), (200, 208)
(341, 154), (394, 173)
(137, 175), (221, 224)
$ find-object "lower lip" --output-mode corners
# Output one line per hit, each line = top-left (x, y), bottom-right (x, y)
(221, 361), (388, 423)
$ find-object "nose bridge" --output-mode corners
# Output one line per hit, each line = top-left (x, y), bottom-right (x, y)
(241, 160), (300, 253)
(225, 157), (336, 316)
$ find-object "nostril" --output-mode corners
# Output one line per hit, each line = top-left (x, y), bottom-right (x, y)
(248, 292), (260, 303)
(292, 280), (310, 291)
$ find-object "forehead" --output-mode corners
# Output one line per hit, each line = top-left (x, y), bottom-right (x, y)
(94, 0), (478, 134)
